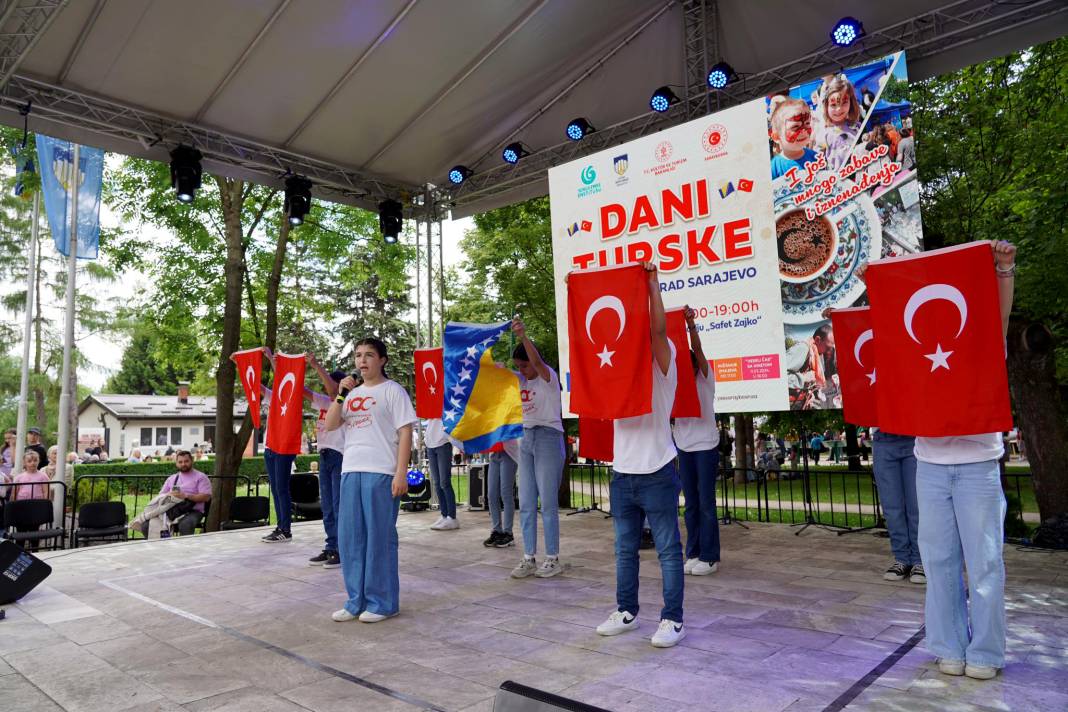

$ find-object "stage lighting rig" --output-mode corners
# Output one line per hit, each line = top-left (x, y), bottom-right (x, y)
(169, 145), (202, 203)
(502, 142), (530, 165)
(379, 199), (403, 243)
(831, 17), (864, 47)
(283, 175), (312, 226)
(649, 86), (680, 113)
(448, 165), (473, 185)
(707, 62), (737, 90)
(566, 117), (595, 141)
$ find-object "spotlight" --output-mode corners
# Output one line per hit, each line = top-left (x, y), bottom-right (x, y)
(169, 145), (202, 203)
(401, 468), (431, 511)
(566, 117), (595, 141)
(830, 17), (864, 47)
(707, 62), (737, 90)
(649, 86), (680, 113)
(378, 199), (403, 243)
(448, 165), (472, 185)
(283, 175), (312, 226)
(502, 142), (529, 165)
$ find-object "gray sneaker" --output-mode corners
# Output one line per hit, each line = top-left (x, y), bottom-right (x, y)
(535, 557), (563, 578)
(511, 557), (537, 579)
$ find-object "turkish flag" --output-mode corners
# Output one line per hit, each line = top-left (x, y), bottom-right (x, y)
(414, 347), (444, 418)
(579, 417), (614, 461)
(666, 308), (701, 418)
(266, 352), (306, 455)
(567, 263), (651, 418)
(232, 347), (264, 428)
(829, 308), (878, 427)
(866, 242), (1012, 436)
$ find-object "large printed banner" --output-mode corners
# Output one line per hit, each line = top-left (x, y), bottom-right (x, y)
(549, 51), (923, 413)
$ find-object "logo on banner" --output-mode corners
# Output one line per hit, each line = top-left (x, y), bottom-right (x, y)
(702, 123), (728, 159)
(654, 141), (673, 163)
(577, 165), (601, 199)
(643, 141), (687, 176)
(566, 220), (593, 237)
(51, 145), (86, 193)
(613, 154), (629, 186)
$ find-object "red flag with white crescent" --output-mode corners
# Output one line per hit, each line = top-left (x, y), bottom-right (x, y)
(266, 352), (306, 455)
(829, 308), (878, 427)
(866, 243), (1012, 436)
(666, 308), (701, 418)
(578, 417), (614, 462)
(414, 347), (445, 418)
(231, 347), (264, 429)
(567, 264), (651, 418)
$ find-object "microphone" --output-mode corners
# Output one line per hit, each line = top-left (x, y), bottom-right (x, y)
(335, 373), (359, 403)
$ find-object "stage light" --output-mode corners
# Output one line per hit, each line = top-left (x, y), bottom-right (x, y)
(283, 175), (312, 226)
(169, 145), (202, 203)
(830, 17), (864, 47)
(502, 142), (529, 165)
(649, 86), (680, 113)
(407, 469), (426, 487)
(707, 62), (736, 90)
(378, 199), (403, 243)
(448, 165), (472, 185)
(566, 117), (595, 141)
(401, 468), (432, 511)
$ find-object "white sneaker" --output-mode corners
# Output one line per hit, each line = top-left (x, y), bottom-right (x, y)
(691, 561), (719, 576)
(430, 516), (447, 530)
(651, 619), (685, 648)
(684, 558), (700, 574)
(358, 610), (391, 623)
(511, 557), (537, 578)
(437, 517), (459, 530)
(596, 610), (638, 636)
(938, 659), (965, 676)
(535, 557), (562, 578)
(965, 664), (997, 680)
(331, 609), (357, 622)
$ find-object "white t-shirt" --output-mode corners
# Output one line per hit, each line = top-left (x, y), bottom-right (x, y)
(519, 367), (564, 431)
(672, 368), (720, 452)
(613, 341), (678, 474)
(309, 391), (344, 452)
(424, 417), (459, 449)
(340, 380), (418, 475)
(914, 433), (1004, 465)
(502, 437), (521, 463)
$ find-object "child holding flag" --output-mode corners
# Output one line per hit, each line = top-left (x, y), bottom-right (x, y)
(325, 338), (417, 623)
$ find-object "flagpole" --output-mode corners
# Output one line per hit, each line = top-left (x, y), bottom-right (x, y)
(54, 142), (79, 526)
(14, 189), (41, 468)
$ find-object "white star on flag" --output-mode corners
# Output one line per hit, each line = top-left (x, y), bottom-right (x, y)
(866, 369), (877, 385)
(466, 345), (479, 358)
(429, 385), (436, 395)
(280, 404), (288, 416)
(459, 367), (472, 382)
(449, 397), (463, 409)
(924, 343), (953, 371)
(444, 409), (457, 421)
(596, 345), (615, 368)
(451, 383), (466, 397)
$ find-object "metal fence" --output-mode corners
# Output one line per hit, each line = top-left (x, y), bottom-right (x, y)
(1, 480), (69, 550)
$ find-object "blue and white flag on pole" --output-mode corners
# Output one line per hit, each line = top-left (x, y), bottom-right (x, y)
(35, 134), (104, 259)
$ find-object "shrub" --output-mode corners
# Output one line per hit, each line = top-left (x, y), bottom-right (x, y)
(71, 454), (319, 478)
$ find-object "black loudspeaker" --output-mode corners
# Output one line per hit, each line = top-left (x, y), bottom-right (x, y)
(0, 540), (52, 605)
(493, 681), (611, 712)
(468, 464), (488, 510)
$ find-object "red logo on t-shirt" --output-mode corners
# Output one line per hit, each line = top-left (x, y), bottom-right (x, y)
(347, 396), (377, 412)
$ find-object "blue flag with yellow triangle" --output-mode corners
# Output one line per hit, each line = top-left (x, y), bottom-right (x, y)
(443, 320), (524, 454)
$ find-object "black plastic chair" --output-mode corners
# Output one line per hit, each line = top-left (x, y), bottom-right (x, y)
(3, 499), (65, 551)
(220, 496), (270, 530)
(73, 501), (128, 548)
(290, 473), (322, 520)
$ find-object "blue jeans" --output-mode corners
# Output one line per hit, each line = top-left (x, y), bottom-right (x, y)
(488, 451), (517, 534)
(610, 462), (684, 622)
(264, 448), (296, 534)
(339, 473), (400, 616)
(427, 443), (456, 519)
(916, 459), (1006, 667)
(678, 448), (720, 563)
(519, 426), (565, 557)
(318, 448), (343, 552)
(872, 431), (920, 566)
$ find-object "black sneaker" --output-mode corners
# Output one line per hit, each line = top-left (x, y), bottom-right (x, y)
(263, 529), (292, 543)
(639, 528), (655, 550)
(483, 531), (502, 547)
(493, 532), (515, 548)
(322, 552), (341, 569)
(883, 561), (909, 581)
(309, 550), (330, 566)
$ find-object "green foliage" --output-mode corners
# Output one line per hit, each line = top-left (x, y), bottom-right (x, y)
(104, 326), (193, 395)
(71, 454), (318, 477)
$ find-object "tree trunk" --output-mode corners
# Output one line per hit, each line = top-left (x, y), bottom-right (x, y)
(1007, 320), (1068, 522)
(264, 216), (290, 351)
(844, 424), (861, 470)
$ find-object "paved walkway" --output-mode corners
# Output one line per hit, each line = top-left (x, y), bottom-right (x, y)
(2, 509), (1066, 711)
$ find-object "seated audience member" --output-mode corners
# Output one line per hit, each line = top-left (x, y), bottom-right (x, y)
(128, 449), (143, 463)
(130, 451), (211, 537)
(12, 451), (52, 501)
(44, 446), (59, 479)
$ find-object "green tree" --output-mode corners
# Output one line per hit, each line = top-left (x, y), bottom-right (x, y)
(104, 326), (190, 395)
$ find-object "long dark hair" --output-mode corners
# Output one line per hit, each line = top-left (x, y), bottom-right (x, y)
(355, 337), (390, 378)
(1, 428), (14, 456)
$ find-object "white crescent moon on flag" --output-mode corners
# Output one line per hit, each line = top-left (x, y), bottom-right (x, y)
(903, 284), (968, 344)
(853, 329), (873, 368)
(421, 360), (438, 385)
(245, 366), (258, 402)
(278, 372), (297, 405)
(585, 295), (627, 344)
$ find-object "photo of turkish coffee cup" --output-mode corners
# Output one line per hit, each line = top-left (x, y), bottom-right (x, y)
(776, 208), (838, 283)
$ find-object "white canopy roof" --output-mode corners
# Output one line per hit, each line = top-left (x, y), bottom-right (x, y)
(0, 0), (1064, 217)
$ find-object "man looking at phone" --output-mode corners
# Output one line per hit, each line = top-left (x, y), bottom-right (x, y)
(137, 450), (212, 536)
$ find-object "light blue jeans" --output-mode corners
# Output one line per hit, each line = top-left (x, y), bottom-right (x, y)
(338, 473), (400, 617)
(872, 431), (920, 566)
(518, 426), (565, 557)
(318, 448), (343, 553)
(427, 443), (456, 519)
(488, 450), (517, 534)
(916, 459), (1006, 667)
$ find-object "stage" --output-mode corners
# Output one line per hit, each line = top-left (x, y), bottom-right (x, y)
(2, 511), (1066, 712)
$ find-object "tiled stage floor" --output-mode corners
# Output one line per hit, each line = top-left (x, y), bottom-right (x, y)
(3, 509), (1066, 712)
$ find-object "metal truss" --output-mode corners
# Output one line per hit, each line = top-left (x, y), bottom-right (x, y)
(0, 0), (65, 90)
(449, 0), (1066, 214)
(682, 0), (717, 120)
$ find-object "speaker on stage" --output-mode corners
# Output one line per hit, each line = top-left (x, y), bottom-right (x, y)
(493, 681), (611, 712)
(401, 469), (432, 512)
(468, 463), (488, 510)
(0, 540), (52, 605)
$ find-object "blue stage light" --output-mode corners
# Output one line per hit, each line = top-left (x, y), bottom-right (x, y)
(448, 165), (472, 185)
(566, 117), (594, 141)
(831, 17), (864, 47)
(649, 86), (679, 113)
(407, 469), (426, 486)
(502, 142), (529, 165)
(707, 62), (736, 90)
